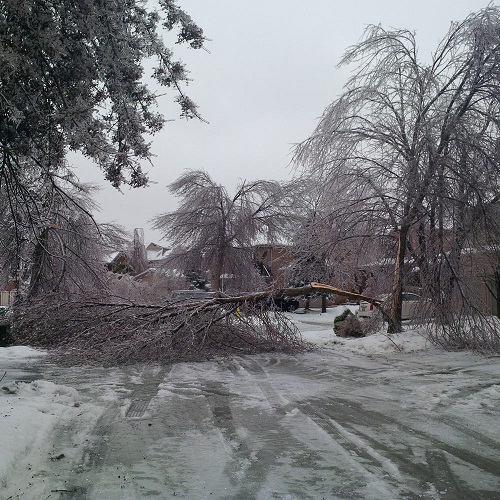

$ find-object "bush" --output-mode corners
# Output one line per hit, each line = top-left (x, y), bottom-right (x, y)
(335, 313), (365, 338)
(333, 309), (352, 329)
(359, 312), (384, 336)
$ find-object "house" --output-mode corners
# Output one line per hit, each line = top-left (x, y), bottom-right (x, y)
(146, 243), (170, 268)
(105, 251), (132, 274)
(460, 246), (499, 317)
(253, 244), (293, 287)
(357, 246), (500, 317)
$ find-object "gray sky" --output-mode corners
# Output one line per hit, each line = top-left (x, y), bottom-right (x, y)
(74, 0), (489, 244)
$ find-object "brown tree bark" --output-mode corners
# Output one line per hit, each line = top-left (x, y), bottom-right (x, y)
(387, 226), (409, 334)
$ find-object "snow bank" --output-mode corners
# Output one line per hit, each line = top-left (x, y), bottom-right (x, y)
(1, 381), (78, 473)
(0, 345), (47, 363)
(0, 377), (104, 498)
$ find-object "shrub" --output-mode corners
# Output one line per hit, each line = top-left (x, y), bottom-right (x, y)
(359, 313), (384, 336)
(335, 314), (365, 338)
(333, 309), (352, 329)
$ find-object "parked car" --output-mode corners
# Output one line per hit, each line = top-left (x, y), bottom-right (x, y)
(273, 296), (300, 312)
(358, 292), (421, 320)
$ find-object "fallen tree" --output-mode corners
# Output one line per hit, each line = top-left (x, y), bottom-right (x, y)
(215, 282), (383, 306)
(12, 283), (380, 365)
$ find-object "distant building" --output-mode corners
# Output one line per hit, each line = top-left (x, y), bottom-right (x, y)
(253, 244), (293, 287)
(146, 243), (170, 267)
(105, 251), (132, 274)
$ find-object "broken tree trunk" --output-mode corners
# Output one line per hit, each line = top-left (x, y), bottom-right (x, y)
(212, 282), (382, 307)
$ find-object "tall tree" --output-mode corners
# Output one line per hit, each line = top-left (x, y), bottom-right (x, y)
(0, 178), (127, 297)
(295, 6), (500, 337)
(1, 0), (204, 188)
(152, 170), (295, 291)
(0, 0), (205, 293)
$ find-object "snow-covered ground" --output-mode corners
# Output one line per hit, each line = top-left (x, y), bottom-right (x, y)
(1, 306), (499, 499)
(289, 305), (434, 354)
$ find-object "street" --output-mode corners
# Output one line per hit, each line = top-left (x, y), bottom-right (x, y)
(6, 346), (498, 500)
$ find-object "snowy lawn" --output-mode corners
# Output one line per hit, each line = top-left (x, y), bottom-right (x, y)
(1, 307), (499, 499)
(290, 305), (434, 354)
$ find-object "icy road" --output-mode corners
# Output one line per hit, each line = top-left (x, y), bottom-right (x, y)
(2, 344), (499, 499)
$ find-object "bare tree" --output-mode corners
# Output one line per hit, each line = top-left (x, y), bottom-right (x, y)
(288, 177), (383, 292)
(295, 6), (500, 347)
(129, 228), (148, 276)
(151, 170), (296, 292)
(0, 165), (129, 301)
(28, 185), (127, 298)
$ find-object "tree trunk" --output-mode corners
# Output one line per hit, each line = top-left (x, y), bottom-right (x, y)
(213, 246), (225, 291)
(495, 269), (500, 319)
(28, 227), (50, 298)
(387, 226), (409, 334)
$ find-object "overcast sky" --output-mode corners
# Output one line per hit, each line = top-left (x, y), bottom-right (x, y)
(74, 0), (490, 244)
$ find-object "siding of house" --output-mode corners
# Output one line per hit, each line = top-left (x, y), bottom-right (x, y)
(462, 249), (499, 316)
(254, 244), (293, 287)
(0, 290), (15, 307)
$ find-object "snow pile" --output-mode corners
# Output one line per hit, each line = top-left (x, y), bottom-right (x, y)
(0, 346), (47, 363)
(0, 348), (106, 498)
(1, 380), (79, 476)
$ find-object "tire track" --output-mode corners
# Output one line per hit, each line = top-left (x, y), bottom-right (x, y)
(53, 365), (172, 498)
(227, 357), (408, 498)
(208, 359), (372, 498)
(236, 355), (500, 499)
(124, 365), (172, 418)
